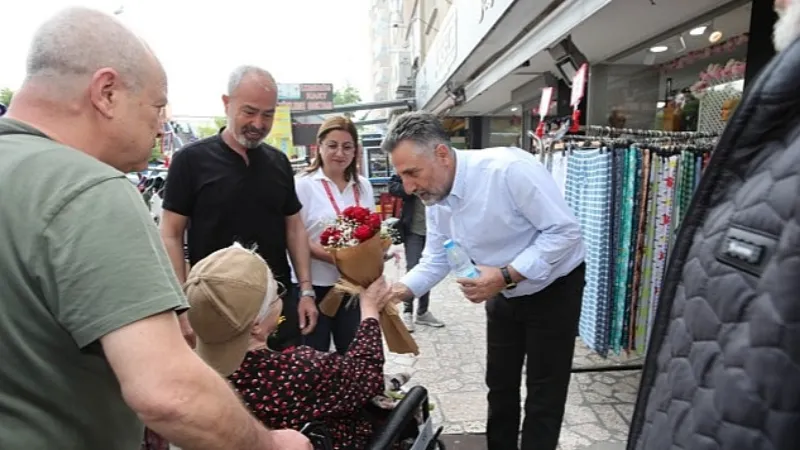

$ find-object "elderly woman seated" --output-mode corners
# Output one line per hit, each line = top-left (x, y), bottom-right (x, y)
(184, 244), (396, 449)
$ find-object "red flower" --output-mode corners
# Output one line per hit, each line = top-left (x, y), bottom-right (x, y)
(353, 224), (375, 242)
(344, 206), (371, 224)
(366, 213), (382, 230)
(342, 206), (357, 218)
(319, 227), (334, 245)
(319, 227), (342, 246)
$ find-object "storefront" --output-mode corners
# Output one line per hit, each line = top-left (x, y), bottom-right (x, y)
(438, 0), (773, 141)
(585, 0), (755, 134)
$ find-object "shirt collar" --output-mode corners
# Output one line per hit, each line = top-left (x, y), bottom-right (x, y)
(311, 168), (357, 188)
(447, 150), (468, 201)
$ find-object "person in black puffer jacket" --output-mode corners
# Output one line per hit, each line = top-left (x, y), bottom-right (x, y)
(627, 2), (800, 449)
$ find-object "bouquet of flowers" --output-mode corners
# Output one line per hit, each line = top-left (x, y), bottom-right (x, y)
(319, 206), (419, 355)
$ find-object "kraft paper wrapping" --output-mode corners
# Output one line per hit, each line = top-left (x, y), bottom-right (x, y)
(319, 235), (419, 355)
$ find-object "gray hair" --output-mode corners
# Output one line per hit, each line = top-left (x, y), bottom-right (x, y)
(228, 242), (281, 322)
(227, 65), (276, 96)
(25, 7), (153, 91)
(381, 111), (452, 155)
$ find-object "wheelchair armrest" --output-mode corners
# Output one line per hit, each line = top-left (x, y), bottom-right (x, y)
(367, 385), (429, 450)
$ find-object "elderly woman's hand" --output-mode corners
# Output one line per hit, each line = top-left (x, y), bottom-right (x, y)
(360, 276), (391, 318)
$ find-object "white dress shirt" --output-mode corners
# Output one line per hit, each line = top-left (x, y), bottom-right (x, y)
(400, 147), (585, 298)
(290, 168), (376, 287)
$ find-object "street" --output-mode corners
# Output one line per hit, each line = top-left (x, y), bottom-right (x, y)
(383, 248), (642, 450)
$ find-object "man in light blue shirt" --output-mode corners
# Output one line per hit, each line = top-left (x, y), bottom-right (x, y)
(383, 112), (586, 450)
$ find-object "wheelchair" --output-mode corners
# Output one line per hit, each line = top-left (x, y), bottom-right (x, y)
(300, 385), (445, 450)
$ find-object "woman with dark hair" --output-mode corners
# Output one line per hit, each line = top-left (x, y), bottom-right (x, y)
(290, 116), (376, 354)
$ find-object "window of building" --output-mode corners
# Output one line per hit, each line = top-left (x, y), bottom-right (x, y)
(489, 116), (522, 148)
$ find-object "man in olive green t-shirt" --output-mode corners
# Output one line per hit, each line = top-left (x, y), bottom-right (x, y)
(0, 7), (310, 450)
(0, 118), (185, 448)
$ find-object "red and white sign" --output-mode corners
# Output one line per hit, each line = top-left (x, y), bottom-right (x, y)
(570, 63), (588, 108)
(538, 87), (553, 119)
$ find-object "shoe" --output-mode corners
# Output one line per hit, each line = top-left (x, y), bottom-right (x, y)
(402, 312), (415, 332)
(416, 311), (444, 328)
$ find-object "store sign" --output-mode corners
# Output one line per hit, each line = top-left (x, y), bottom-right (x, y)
(266, 105), (296, 158)
(429, 11), (458, 92)
(539, 87), (553, 119)
(277, 83), (334, 112)
(415, 0), (515, 109)
(570, 64), (588, 108)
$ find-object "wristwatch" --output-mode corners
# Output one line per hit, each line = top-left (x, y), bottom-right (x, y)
(500, 266), (517, 289)
(300, 289), (316, 299)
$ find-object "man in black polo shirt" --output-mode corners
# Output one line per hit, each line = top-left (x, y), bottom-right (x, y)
(160, 65), (317, 350)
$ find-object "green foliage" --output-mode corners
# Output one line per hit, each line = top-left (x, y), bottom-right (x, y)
(333, 85), (362, 119)
(0, 88), (14, 107)
(196, 116), (227, 138)
(150, 138), (162, 162)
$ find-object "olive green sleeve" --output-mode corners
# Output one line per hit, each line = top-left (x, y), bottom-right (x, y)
(42, 177), (189, 348)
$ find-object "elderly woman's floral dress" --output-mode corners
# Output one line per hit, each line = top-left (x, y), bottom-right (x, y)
(229, 317), (386, 449)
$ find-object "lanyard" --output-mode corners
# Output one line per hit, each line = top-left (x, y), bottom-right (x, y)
(321, 180), (360, 216)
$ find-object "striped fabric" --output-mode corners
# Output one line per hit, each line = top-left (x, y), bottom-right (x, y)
(565, 148), (613, 356)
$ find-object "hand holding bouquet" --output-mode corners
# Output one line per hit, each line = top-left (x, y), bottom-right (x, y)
(318, 206), (419, 355)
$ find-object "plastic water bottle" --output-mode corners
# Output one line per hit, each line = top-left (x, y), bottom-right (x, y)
(443, 239), (480, 279)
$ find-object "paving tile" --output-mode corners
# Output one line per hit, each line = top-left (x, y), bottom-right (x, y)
(382, 247), (643, 449)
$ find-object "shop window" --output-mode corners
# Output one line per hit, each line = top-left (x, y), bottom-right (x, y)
(489, 116), (521, 148)
(590, 4), (750, 133)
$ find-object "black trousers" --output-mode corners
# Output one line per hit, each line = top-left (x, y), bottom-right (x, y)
(485, 263), (585, 450)
(403, 232), (431, 315)
(301, 285), (361, 355)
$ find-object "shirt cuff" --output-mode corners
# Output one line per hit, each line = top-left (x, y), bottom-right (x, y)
(509, 248), (552, 285)
(400, 271), (431, 299)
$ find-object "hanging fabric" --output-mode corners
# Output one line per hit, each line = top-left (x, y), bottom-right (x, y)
(564, 146), (613, 357)
(542, 126), (716, 357)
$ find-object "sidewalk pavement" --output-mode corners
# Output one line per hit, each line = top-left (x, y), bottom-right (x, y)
(382, 247), (643, 450)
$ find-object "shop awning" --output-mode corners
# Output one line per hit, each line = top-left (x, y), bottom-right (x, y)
(463, 0), (612, 103)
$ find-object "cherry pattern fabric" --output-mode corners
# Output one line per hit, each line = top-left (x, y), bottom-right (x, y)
(229, 318), (385, 449)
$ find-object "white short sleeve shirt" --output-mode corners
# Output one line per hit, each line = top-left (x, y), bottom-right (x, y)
(290, 168), (376, 286)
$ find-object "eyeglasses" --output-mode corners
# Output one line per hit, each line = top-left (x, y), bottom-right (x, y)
(323, 140), (356, 155)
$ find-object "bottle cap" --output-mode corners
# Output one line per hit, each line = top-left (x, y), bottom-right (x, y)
(443, 239), (455, 249)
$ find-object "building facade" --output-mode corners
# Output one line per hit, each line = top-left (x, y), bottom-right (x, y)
(368, 0), (395, 120)
(379, 0), (775, 149)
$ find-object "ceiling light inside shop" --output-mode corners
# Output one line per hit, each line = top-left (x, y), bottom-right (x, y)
(689, 25), (707, 36)
(649, 45), (669, 53)
(510, 106), (519, 112)
(709, 31), (723, 43)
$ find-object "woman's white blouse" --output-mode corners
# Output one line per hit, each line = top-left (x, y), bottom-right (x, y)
(289, 169), (376, 287)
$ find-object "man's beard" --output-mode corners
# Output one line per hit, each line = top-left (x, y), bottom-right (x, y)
(414, 178), (454, 206)
(774, 0), (800, 52)
(416, 193), (442, 207)
(235, 125), (268, 149)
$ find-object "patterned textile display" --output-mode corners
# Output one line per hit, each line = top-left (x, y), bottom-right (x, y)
(564, 148), (613, 357)
(550, 139), (713, 357)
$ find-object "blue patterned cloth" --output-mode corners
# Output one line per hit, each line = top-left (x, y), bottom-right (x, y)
(565, 148), (613, 356)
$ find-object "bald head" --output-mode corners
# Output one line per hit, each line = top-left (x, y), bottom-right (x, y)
(221, 65), (278, 150)
(26, 7), (160, 91)
(227, 65), (276, 96)
(8, 7), (169, 174)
